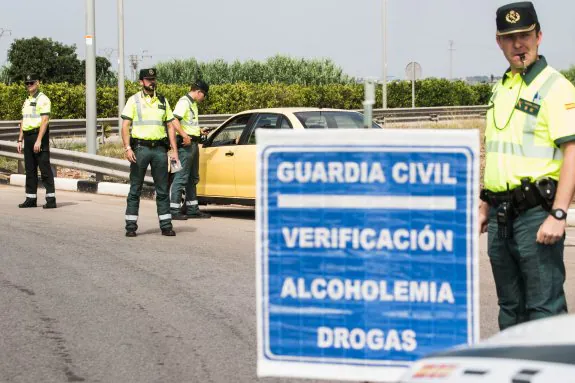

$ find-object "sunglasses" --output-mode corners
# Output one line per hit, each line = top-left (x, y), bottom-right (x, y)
(25, 81), (35, 86)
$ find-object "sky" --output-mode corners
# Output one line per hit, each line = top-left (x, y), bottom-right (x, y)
(1, 0), (574, 81)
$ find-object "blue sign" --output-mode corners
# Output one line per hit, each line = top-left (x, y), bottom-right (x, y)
(257, 130), (479, 382)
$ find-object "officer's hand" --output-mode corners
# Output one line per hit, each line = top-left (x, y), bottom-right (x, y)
(182, 134), (191, 146)
(170, 150), (179, 162)
(478, 201), (489, 235)
(33, 140), (41, 153)
(536, 215), (566, 245)
(17, 141), (22, 154)
(200, 128), (211, 135)
(479, 211), (488, 234)
(126, 149), (137, 163)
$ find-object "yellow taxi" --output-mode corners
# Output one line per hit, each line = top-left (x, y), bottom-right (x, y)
(197, 108), (381, 206)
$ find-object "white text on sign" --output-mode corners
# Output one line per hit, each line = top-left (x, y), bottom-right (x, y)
(277, 161), (457, 185)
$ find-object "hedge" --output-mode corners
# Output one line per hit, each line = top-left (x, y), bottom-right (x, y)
(0, 79), (492, 120)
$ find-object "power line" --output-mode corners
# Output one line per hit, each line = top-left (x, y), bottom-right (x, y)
(129, 50), (152, 81)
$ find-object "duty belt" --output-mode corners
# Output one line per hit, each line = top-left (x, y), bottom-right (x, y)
(480, 177), (557, 214)
(23, 128), (40, 136)
(131, 137), (168, 148)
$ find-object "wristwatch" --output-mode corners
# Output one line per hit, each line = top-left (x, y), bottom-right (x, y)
(550, 208), (567, 220)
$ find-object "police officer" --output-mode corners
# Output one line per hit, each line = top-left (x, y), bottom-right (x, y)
(16, 73), (56, 209)
(170, 80), (212, 219)
(121, 68), (180, 237)
(479, 2), (575, 330)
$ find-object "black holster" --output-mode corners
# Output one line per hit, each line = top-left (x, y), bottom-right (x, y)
(496, 201), (514, 239)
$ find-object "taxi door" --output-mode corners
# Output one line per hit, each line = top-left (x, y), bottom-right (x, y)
(198, 113), (255, 198)
(233, 113), (292, 198)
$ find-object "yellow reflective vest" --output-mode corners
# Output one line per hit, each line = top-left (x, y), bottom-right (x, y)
(173, 95), (200, 137)
(484, 56), (575, 192)
(121, 91), (174, 140)
(21, 91), (51, 131)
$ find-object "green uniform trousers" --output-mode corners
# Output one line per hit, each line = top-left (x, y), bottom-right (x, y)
(170, 141), (201, 216)
(125, 145), (172, 231)
(488, 205), (567, 330)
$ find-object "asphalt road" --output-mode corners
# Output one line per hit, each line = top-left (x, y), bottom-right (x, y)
(0, 185), (573, 383)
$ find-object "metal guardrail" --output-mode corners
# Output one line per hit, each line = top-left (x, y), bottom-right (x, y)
(0, 116), (225, 141)
(0, 140), (153, 184)
(0, 105), (489, 184)
(0, 106), (488, 140)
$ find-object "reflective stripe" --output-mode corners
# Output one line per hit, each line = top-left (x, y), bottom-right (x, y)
(134, 94), (143, 121)
(486, 72), (563, 160)
(131, 93), (167, 140)
(22, 92), (47, 130)
(133, 119), (164, 126)
(134, 94), (163, 125)
(46, 193), (56, 197)
(26, 194), (37, 198)
(176, 96), (201, 136)
(125, 215), (138, 221)
(186, 200), (198, 206)
(170, 203), (180, 208)
(158, 214), (172, 221)
(485, 141), (561, 160)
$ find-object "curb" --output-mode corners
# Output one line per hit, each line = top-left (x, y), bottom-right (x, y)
(4, 173), (575, 227)
(6, 174), (156, 200)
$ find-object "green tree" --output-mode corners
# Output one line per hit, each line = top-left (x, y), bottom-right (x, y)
(156, 55), (354, 85)
(81, 56), (117, 86)
(0, 65), (10, 84)
(7, 37), (83, 83)
(561, 65), (575, 85)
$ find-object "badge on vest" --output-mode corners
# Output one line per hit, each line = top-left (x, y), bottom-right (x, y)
(515, 98), (540, 117)
(30, 102), (37, 106)
(158, 105), (166, 110)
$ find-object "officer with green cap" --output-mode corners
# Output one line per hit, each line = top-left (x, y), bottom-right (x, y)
(121, 68), (180, 237)
(16, 73), (57, 209)
(170, 79), (212, 219)
(479, 2), (575, 330)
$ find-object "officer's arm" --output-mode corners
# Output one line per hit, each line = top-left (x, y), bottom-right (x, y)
(36, 97), (51, 143)
(37, 115), (49, 142)
(171, 117), (188, 139)
(121, 119), (132, 150)
(552, 141), (575, 212)
(166, 120), (178, 152)
(17, 120), (23, 143)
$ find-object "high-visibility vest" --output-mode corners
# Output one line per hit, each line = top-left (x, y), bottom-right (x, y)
(22, 92), (50, 131)
(484, 59), (575, 192)
(174, 95), (200, 137)
(129, 92), (168, 140)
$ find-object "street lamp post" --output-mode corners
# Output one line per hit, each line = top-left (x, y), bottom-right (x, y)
(382, 0), (387, 109)
(118, 0), (125, 132)
(85, 0), (97, 154)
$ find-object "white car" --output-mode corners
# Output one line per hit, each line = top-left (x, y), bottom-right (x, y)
(400, 314), (575, 383)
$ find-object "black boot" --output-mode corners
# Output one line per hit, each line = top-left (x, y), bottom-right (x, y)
(18, 198), (37, 208)
(43, 198), (57, 209)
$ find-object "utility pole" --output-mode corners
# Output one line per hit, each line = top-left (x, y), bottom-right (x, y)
(381, 0), (388, 109)
(0, 28), (12, 65)
(0, 28), (12, 40)
(448, 40), (455, 81)
(118, 0), (125, 134)
(129, 50), (152, 81)
(85, 0), (97, 154)
(99, 47), (117, 61)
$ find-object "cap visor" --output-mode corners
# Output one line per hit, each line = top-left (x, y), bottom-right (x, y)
(497, 23), (536, 36)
